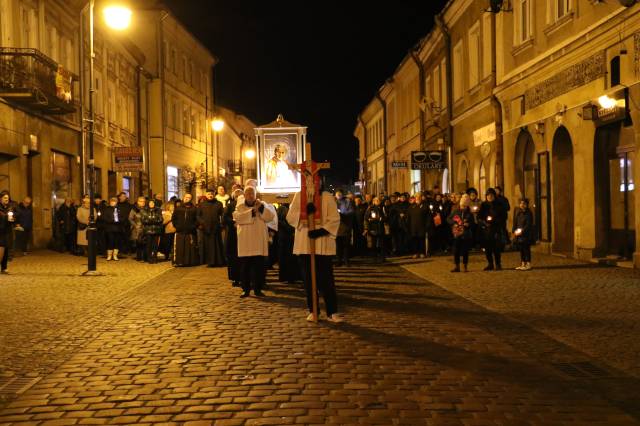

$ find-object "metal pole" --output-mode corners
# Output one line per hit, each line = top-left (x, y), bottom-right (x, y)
(205, 96), (208, 187)
(86, 0), (97, 272)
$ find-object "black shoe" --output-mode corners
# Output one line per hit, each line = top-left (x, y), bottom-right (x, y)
(240, 292), (250, 298)
(254, 290), (265, 297)
(451, 265), (460, 273)
(495, 265), (502, 271)
(483, 265), (494, 271)
(463, 264), (468, 272)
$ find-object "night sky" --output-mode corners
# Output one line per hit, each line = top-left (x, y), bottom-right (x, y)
(162, 0), (449, 184)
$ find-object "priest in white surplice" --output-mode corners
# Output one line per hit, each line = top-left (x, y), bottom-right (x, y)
(233, 186), (274, 298)
(287, 188), (342, 322)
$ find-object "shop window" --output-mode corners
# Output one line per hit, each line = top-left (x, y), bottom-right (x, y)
(411, 169), (421, 195)
(167, 166), (179, 200)
(122, 176), (132, 198)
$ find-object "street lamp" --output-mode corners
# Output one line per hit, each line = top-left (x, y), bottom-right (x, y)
(210, 118), (224, 188)
(83, 1), (132, 274)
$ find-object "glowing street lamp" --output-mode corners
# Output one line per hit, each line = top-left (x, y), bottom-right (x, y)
(103, 5), (132, 30)
(244, 148), (256, 160)
(211, 118), (225, 132)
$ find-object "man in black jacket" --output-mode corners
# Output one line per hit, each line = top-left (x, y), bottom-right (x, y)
(14, 197), (33, 256)
(56, 198), (77, 254)
(478, 188), (507, 270)
(197, 189), (225, 267)
(117, 192), (133, 255)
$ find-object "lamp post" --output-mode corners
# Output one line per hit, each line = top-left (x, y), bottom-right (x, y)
(83, 2), (131, 274)
(211, 118), (224, 188)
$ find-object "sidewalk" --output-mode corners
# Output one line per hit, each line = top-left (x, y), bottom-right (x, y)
(0, 250), (172, 382)
(397, 251), (640, 379)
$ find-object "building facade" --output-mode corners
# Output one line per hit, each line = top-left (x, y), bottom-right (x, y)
(495, 0), (639, 265)
(0, 0), (248, 249)
(355, 0), (640, 267)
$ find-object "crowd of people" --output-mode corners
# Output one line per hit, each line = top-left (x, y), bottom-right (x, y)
(0, 181), (535, 320)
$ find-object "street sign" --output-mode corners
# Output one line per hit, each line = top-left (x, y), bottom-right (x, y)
(113, 146), (144, 172)
(411, 150), (446, 170)
(391, 161), (407, 168)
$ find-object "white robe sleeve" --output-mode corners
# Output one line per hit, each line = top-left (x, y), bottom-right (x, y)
(258, 202), (275, 223)
(322, 192), (340, 238)
(286, 193), (301, 228)
(233, 203), (254, 225)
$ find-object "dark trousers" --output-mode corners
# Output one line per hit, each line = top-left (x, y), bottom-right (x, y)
(299, 254), (338, 316)
(1, 247), (8, 271)
(240, 256), (266, 293)
(161, 233), (174, 259)
(15, 229), (32, 252)
(411, 235), (426, 256)
(118, 226), (130, 253)
(96, 229), (106, 254)
(146, 234), (160, 263)
(453, 238), (470, 265)
(370, 235), (385, 262)
(135, 240), (146, 261)
(485, 240), (502, 267)
(520, 243), (532, 263)
(64, 232), (76, 254)
(336, 236), (350, 265)
(106, 231), (121, 250)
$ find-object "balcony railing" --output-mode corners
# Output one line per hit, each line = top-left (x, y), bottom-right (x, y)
(0, 47), (78, 115)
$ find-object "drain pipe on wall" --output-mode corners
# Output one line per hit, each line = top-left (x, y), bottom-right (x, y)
(375, 93), (388, 195)
(410, 49), (426, 189)
(436, 13), (454, 193)
(490, 12), (505, 188)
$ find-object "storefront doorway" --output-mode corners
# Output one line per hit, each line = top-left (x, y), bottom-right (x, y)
(514, 130), (541, 240)
(51, 151), (72, 210)
(551, 126), (574, 254)
(594, 123), (636, 259)
(0, 154), (11, 193)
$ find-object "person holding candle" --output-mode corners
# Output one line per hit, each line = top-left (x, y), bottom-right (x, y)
(478, 188), (507, 271)
(364, 196), (387, 263)
(447, 193), (473, 272)
(0, 191), (15, 273)
(512, 198), (534, 270)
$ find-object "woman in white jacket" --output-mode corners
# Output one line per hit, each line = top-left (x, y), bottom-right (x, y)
(233, 186), (274, 298)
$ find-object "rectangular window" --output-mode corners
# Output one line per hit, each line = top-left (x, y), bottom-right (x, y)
(122, 176), (132, 198)
(48, 26), (58, 61)
(388, 99), (396, 137)
(107, 82), (116, 124)
(468, 23), (480, 88)
(171, 101), (177, 129)
(441, 58), (447, 108)
(167, 166), (179, 199)
(95, 71), (103, 116)
(555, 0), (570, 20)
(453, 40), (463, 100)
(183, 57), (188, 83)
(128, 95), (135, 132)
(515, 0), (532, 45)
(433, 65), (441, 111)
(183, 105), (189, 135)
(482, 13), (492, 79)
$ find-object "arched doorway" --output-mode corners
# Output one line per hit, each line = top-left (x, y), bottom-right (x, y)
(478, 160), (487, 197)
(514, 130), (540, 240)
(552, 127), (574, 253)
(594, 123), (636, 259)
(458, 159), (469, 192)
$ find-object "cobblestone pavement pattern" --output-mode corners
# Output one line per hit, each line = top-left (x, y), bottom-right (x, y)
(401, 252), (640, 379)
(1, 251), (639, 424)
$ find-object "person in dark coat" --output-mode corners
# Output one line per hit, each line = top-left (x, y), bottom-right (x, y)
(94, 195), (107, 256)
(389, 193), (409, 256)
(353, 195), (368, 256)
(56, 198), (77, 254)
(197, 189), (225, 267)
(116, 192), (133, 255)
(102, 197), (124, 261)
(495, 186), (511, 245)
(14, 197), (33, 255)
(224, 189), (242, 286)
(0, 191), (16, 273)
(478, 188), (507, 271)
(276, 203), (300, 283)
(128, 197), (147, 262)
(407, 193), (430, 259)
(513, 198), (534, 271)
(141, 200), (164, 263)
(447, 194), (474, 272)
(364, 197), (386, 263)
(335, 190), (354, 266)
(172, 193), (199, 266)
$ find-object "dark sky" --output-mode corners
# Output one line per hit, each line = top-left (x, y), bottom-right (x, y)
(162, 0), (449, 184)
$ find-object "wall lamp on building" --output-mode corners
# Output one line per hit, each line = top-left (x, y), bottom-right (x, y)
(103, 5), (133, 30)
(211, 118), (225, 132)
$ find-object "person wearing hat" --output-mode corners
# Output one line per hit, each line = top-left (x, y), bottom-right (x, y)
(478, 188), (507, 270)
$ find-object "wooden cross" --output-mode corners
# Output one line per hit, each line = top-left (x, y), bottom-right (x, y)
(289, 142), (330, 322)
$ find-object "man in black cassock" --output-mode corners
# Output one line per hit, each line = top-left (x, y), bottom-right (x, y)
(276, 203), (300, 283)
(224, 188), (243, 287)
(198, 189), (225, 267)
(172, 193), (199, 266)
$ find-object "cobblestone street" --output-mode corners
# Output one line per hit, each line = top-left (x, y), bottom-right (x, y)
(0, 251), (639, 424)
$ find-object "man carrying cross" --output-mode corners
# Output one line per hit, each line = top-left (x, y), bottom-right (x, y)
(286, 145), (342, 323)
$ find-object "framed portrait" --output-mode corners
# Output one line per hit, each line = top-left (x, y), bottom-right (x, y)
(259, 133), (301, 193)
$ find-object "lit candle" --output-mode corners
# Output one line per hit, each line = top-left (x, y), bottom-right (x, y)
(487, 215), (493, 222)
(7, 211), (13, 220)
(429, 204), (433, 210)
(439, 205), (443, 211)
(514, 228), (522, 236)
(371, 211), (377, 219)
(472, 205), (479, 212)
